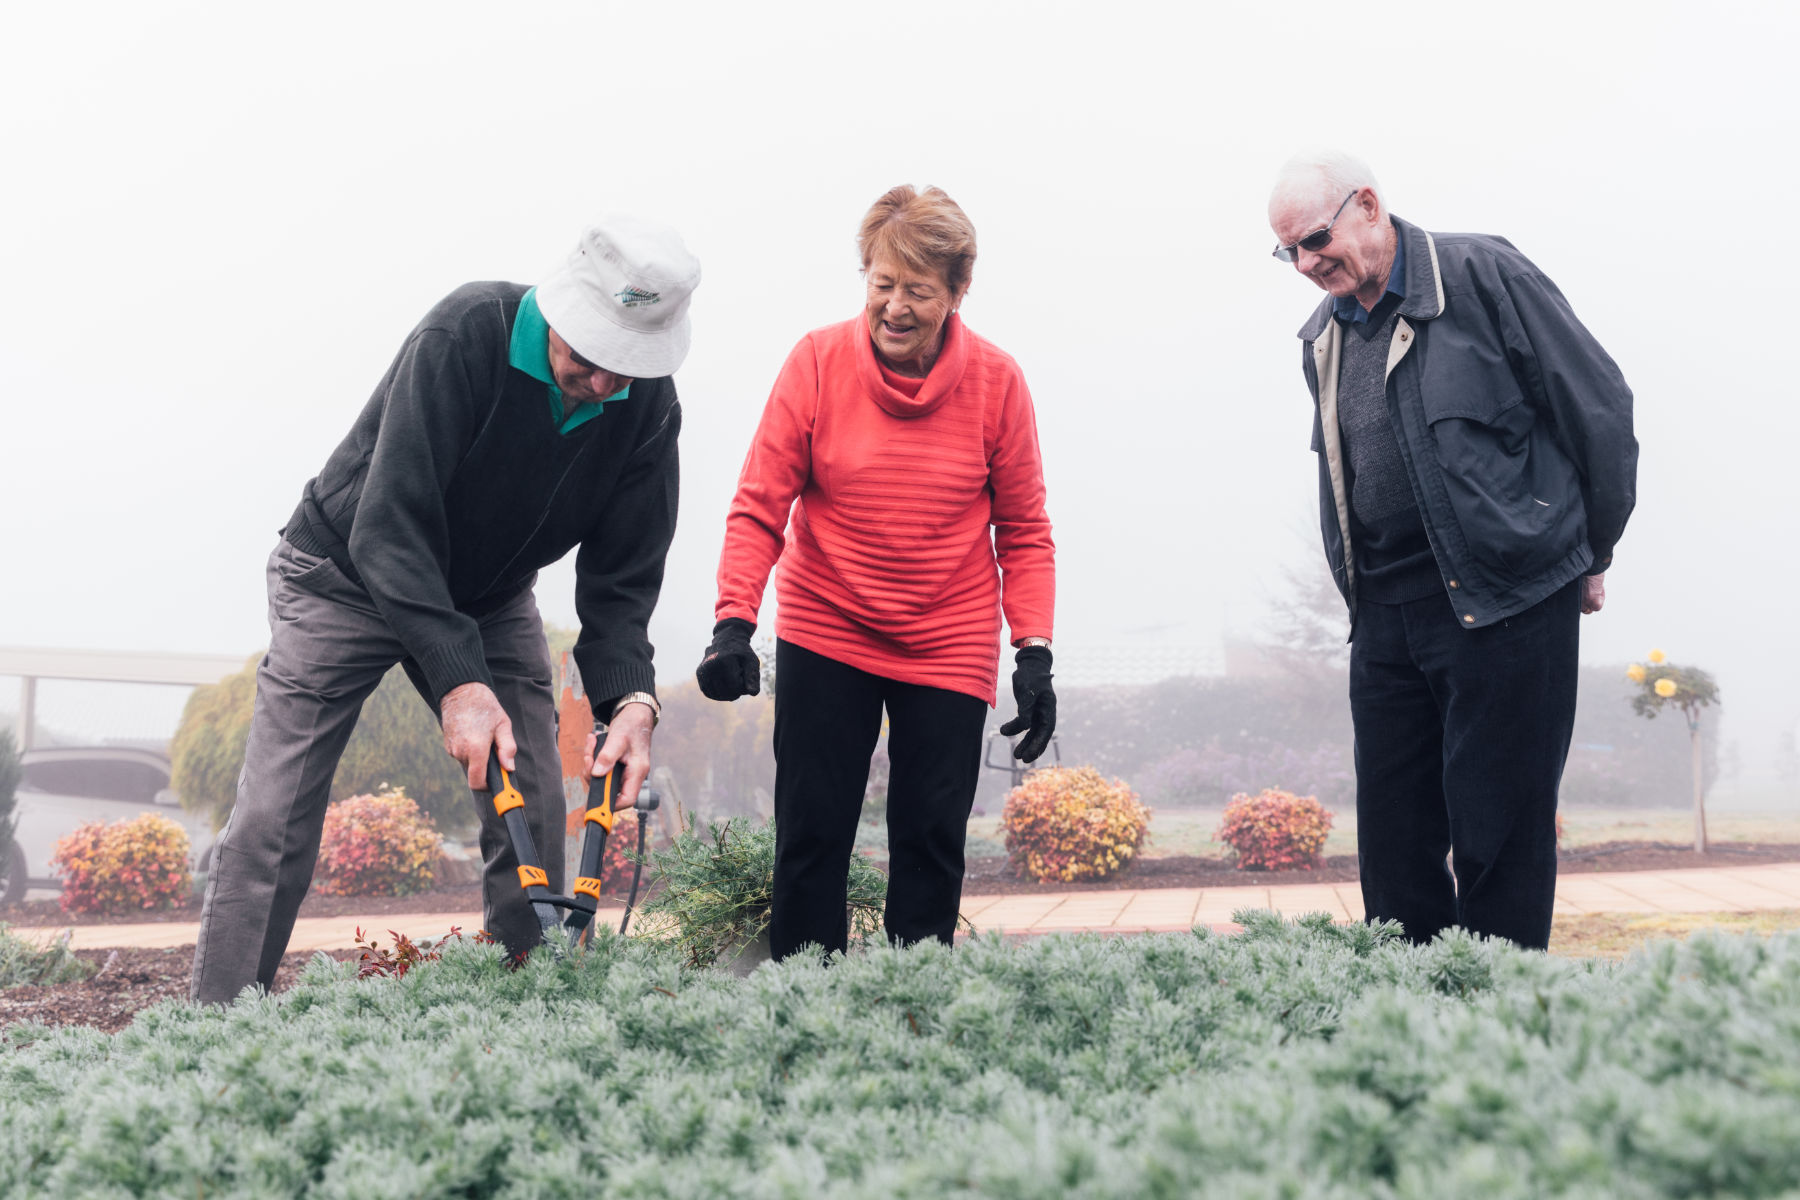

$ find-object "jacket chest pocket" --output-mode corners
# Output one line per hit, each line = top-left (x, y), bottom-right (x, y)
(1413, 348), (1565, 575)
(1416, 338), (1536, 474)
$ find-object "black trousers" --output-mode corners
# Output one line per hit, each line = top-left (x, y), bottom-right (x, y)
(1349, 580), (1581, 949)
(770, 639), (988, 960)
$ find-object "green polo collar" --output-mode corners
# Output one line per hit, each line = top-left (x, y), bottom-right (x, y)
(510, 287), (630, 434)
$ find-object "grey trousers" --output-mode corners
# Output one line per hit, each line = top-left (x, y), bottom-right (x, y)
(190, 540), (565, 1004)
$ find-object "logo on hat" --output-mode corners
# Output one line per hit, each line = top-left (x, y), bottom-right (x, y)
(615, 286), (662, 308)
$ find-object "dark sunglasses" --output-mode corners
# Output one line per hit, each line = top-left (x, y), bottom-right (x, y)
(1271, 190), (1357, 263)
(568, 344), (628, 379)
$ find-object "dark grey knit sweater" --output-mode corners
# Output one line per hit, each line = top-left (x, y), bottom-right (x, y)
(282, 282), (681, 708)
(1336, 302), (1439, 603)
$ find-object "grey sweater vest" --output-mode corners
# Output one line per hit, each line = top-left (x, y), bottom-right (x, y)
(1336, 306), (1440, 603)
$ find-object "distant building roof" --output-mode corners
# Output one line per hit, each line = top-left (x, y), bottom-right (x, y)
(1052, 643), (1222, 688)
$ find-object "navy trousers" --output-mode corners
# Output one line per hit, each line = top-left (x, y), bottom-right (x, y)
(769, 640), (987, 961)
(1349, 580), (1581, 949)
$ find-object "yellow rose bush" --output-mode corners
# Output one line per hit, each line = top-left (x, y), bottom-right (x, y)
(314, 785), (441, 897)
(50, 813), (193, 915)
(1216, 788), (1334, 872)
(1624, 647), (1721, 851)
(1001, 766), (1150, 883)
(1625, 648), (1719, 724)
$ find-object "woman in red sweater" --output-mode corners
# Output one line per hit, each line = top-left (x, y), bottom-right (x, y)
(696, 185), (1057, 961)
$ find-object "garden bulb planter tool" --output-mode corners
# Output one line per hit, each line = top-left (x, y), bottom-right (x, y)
(984, 728), (1060, 789)
(479, 720), (659, 940)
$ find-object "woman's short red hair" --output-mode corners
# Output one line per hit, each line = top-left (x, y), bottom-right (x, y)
(856, 185), (976, 297)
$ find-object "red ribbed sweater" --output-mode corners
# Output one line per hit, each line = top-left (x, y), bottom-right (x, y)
(714, 314), (1055, 704)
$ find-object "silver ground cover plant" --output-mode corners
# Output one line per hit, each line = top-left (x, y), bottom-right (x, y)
(3, 912), (1799, 1198)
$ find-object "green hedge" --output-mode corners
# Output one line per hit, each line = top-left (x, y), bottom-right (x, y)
(0, 726), (21, 847)
(4, 915), (1799, 1197)
(172, 659), (473, 838)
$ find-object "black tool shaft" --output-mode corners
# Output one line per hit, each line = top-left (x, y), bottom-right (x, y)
(575, 769), (612, 884)
(484, 756), (562, 932)
(559, 720), (618, 936)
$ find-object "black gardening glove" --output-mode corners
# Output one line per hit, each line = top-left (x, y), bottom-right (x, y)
(997, 644), (1056, 762)
(695, 618), (762, 701)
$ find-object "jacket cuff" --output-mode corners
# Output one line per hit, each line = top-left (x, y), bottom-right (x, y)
(418, 639), (494, 704)
(1587, 546), (1615, 575)
(573, 648), (656, 715)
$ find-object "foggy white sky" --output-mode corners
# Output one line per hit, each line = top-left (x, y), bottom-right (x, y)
(2, 1), (1796, 774)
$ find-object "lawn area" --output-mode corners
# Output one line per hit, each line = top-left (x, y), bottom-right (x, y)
(6, 914), (1800, 1197)
(1557, 807), (1800, 848)
(1551, 908), (1800, 958)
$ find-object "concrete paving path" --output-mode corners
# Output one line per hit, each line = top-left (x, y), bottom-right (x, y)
(963, 861), (1800, 934)
(11, 862), (1800, 950)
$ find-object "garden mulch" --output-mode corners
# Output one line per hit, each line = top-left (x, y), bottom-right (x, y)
(0, 947), (359, 1035)
(0, 884), (493, 930)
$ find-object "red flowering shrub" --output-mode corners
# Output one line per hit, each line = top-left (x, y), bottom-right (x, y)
(315, 786), (440, 897)
(564, 805), (643, 895)
(602, 810), (642, 892)
(1216, 788), (1334, 871)
(50, 813), (193, 915)
(1002, 765), (1151, 883)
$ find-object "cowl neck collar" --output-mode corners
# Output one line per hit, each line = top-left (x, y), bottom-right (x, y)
(855, 313), (968, 418)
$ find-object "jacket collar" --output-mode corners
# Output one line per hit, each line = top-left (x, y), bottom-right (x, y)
(1296, 215), (1445, 341)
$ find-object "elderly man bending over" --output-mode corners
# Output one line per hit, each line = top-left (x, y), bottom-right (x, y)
(192, 218), (701, 1003)
(1267, 151), (1636, 949)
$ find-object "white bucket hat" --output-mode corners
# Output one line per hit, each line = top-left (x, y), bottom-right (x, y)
(535, 216), (702, 379)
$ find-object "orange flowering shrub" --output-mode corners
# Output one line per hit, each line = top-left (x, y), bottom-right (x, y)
(1216, 789), (1333, 871)
(50, 813), (193, 915)
(315, 786), (440, 897)
(1002, 766), (1151, 883)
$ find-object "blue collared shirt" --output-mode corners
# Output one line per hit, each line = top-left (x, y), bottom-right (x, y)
(508, 287), (630, 434)
(1334, 224), (1406, 325)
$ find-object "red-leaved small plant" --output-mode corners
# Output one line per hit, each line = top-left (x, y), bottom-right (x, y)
(353, 925), (498, 980)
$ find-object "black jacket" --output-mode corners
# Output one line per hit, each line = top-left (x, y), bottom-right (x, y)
(1298, 216), (1636, 631)
(284, 282), (681, 707)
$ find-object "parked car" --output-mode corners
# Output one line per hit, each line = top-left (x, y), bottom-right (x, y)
(2, 746), (217, 904)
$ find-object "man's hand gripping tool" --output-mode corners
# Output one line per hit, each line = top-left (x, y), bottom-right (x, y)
(481, 719), (659, 938)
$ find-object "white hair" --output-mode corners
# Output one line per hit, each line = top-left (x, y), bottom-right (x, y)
(1269, 150), (1383, 214)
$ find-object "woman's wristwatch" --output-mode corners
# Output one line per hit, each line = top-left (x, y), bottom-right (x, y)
(1016, 637), (1051, 649)
(611, 691), (661, 727)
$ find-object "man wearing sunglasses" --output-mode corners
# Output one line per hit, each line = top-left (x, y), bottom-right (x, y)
(192, 218), (702, 1004)
(1268, 151), (1636, 951)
